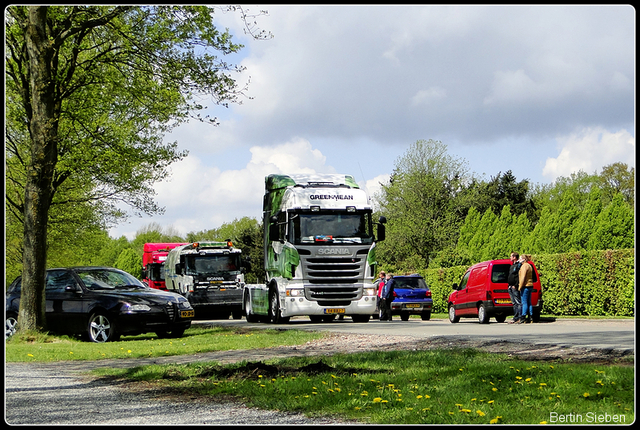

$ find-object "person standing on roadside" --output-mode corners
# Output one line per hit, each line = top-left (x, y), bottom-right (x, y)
(375, 271), (386, 319)
(379, 273), (395, 321)
(518, 254), (534, 324)
(507, 252), (522, 324)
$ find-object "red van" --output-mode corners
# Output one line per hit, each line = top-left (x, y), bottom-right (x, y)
(448, 259), (543, 324)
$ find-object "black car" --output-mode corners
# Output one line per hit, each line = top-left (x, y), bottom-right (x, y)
(6, 267), (194, 342)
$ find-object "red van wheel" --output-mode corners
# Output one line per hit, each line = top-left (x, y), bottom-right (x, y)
(448, 305), (459, 323)
(478, 304), (490, 324)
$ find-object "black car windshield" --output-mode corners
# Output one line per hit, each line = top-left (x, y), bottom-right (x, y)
(393, 277), (428, 290)
(289, 211), (374, 245)
(75, 269), (145, 290)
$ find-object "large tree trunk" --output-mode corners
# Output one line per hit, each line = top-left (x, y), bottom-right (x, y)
(18, 6), (59, 332)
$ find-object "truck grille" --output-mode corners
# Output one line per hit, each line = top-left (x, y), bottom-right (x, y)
(300, 248), (369, 302)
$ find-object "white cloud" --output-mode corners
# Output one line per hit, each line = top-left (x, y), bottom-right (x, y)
(411, 87), (447, 106)
(542, 127), (635, 181)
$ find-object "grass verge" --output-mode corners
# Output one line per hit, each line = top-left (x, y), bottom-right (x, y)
(5, 326), (324, 362)
(95, 349), (634, 424)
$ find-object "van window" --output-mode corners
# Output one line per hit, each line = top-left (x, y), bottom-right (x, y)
(458, 271), (470, 289)
(491, 264), (510, 283)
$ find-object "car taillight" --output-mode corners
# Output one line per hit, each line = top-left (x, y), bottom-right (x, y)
(393, 291), (397, 297)
(426, 291), (432, 298)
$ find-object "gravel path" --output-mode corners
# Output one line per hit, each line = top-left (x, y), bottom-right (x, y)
(5, 333), (633, 425)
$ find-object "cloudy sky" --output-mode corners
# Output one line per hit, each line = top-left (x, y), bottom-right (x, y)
(109, 5), (635, 239)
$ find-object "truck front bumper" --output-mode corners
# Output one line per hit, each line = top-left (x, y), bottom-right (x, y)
(280, 295), (377, 318)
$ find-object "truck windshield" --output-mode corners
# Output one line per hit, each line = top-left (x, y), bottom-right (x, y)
(289, 211), (374, 245)
(184, 254), (241, 275)
(147, 263), (165, 282)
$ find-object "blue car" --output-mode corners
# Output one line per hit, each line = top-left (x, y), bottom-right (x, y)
(388, 274), (433, 321)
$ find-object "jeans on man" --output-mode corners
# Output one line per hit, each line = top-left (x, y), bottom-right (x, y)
(521, 287), (533, 321)
(508, 286), (522, 321)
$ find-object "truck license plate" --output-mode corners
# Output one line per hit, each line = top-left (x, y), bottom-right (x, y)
(180, 310), (195, 318)
(324, 308), (345, 314)
(405, 304), (421, 308)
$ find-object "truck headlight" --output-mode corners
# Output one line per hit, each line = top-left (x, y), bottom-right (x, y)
(286, 288), (304, 297)
(363, 287), (376, 296)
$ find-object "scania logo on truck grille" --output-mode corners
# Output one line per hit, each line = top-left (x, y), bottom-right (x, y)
(318, 248), (352, 255)
(206, 277), (224, 281)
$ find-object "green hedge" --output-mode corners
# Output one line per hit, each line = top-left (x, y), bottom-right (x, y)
(420, 249), (635, 317)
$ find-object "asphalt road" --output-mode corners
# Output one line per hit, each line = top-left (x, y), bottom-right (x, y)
(209, 316), (635, 353)
(5, 317), (634, 425)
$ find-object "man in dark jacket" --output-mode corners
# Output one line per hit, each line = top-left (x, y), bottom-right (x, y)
(507, 252), (522, 324)
(379, 274), (396, 321)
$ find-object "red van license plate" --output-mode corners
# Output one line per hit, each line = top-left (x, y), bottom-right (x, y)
(495, 299), (512, 304)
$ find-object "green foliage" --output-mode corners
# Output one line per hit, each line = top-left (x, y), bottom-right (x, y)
(424, 249), (634, 317)
(447, 166), (634, 260)
(114, 248), (142, 278)
(377, 140), (475, 269)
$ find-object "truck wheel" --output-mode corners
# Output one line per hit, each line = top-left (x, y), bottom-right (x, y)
(448, 305), (460, 323)
(269, 289), (290, 324)
(244, 295), (260, 323)
(231, 310), (243, 320)
(478, 304), (490, 324)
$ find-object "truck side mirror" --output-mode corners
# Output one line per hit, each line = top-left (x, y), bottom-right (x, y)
(377, 223), (386, 242)
(452, 283), (459, 290)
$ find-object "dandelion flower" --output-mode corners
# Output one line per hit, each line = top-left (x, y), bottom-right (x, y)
(373, 397), (382, 403)
(477, 410), (486, 416)
(583, 392), (590, 398)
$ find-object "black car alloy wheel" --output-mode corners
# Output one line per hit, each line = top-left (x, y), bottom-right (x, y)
(87, 312), (118, 342)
